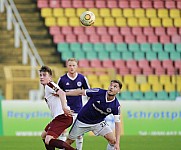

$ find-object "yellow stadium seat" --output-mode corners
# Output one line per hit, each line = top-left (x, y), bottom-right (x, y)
(140, 83), (151, 92)
(158, 9), (169, 18)
(170, 9), (180, 18)
(91, 81), (102, 88)
(76, 8), (87, 17)
(174, 18), (181, 27)
(177, 84), (181, 91)
(128, 83), (139, 92)
(94, 17), (103, 26)
(88, 8), (99, 17)
(121, 83), (127, 91)
(123, 8), (134, 18)
(159, 75), (171, 85)
(134, 9), (145, 18)
(171, 75), (181, 85)
(152, 83), (163, 92)
(57, 17), (68, 26)
(65, 8), (76, 17)
(136, 75), (147, 84)
(69, 17), (80, 26)
(116, 74), (123, 82)
(104, 17), (115, 26)
(115, 17), (127, 26)
(45, 17), (56, 27)
(146, 9), (157, 18)
(123, 75), (135, 85)
(127, 17), (138, 27)
(87, 74), (99, 82)
(41, 8), (52, 18)
(148, 75), (159, 85)
(98, 74), (111, 83)
(99, 8), (111, 17)
(164, 83), (176, 92)
(138, 17), (150, 27)
(53, 8), (64, 17)
(102, 82), (110, 90)
(111, 8), (122, 17)
(162, 18), (173, 27)
(150, 18), (161, 27)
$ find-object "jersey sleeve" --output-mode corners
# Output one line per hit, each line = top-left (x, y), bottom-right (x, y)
(85, 88), (100, 97)
(57, 77), (63, 89)
(82, 76), (90, 89)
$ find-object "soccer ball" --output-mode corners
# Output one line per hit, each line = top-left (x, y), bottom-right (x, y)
(80, 11), (95, 26)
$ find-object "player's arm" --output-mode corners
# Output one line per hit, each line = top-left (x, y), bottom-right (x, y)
(114, 118), (121, 150)
(66, 89), (86, 96)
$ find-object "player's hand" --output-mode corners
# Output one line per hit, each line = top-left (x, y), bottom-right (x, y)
(114, 143), (120, 150)
(63, 107), (73, 117)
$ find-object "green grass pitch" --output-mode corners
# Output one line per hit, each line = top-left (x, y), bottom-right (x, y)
(0, 136), (181, 150)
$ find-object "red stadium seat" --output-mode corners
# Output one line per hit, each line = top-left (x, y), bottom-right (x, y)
(118, 67), (130, 75)
(53, 35), (65, 43)
(49, 26), (61, 35)
(159, 35), (171, 44)
(114, 60), (126, 69)
(142, 67), (154, 75)
(124, 35), (136, 43)
(171, 35), (181, 44)
(136, 35), (147, 43)
(130, 0), (141, 8)
(112, 35), (124, 43)
(142, 0), (153, 8)
(90, 59), (102, 68)
(150, 60), (162, 69)
(85, 26), (96, 35)
(108, 27), (120, 35)
(65, 34), (77, 43)
(102, 60), (114, 68)
(155, 27), (166, 36)
(89, 34), (100, 43)
(61, 0), (72, 8)
(126, 60), (138, 69)
(61, 26), (73, 35)
(166, 27), (178, 36)
(37, 0), (48, 8)
(138, 59), (150, 69)
(165, 0), (176, 9)
(49, 0), (60, 8)
(147, 35), (159, 43)
(153, 0), (164, 9)
(77, 34), (89, 43)
(84, 0), (95, 8)
(155, 67), (166, 75)
(72, 0), (83, 8)
(143, 27), (155, 36)
(177, 1), (181, 9)
(132, 27), (143, 36)
(162, 60), (174, 69)
(73, 27), (85, 35)
(107, 0), (118, 8)
(100, 35), (112, 43)
(174, 60), (181, 70)
(130, 67), (142, 75)
(120, 27), (132, 35)
(95, 0), (106, 8)
(118, 0), (129, 8)
(97, 27), (108, 36)
(78, 59), (90, 68)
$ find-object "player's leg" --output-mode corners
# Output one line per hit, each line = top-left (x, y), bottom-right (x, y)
(104, 132), (116, 150)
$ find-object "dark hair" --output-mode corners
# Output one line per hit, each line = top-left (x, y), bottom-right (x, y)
(39, 66), (52, 76)
(111, 80), (122, 89)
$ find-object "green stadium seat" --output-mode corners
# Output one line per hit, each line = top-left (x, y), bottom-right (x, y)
(132, 91), (144, 100)
(152, 43), (163, 52)
(158, 51), (169, 60)
(128, 43), (140, 52)
(116, 43), (128, 52)
(57, 43), (69, 53)
(156, 91), (169, 100)
(140, 43), (152, 52)
(73, 51), (86, 60)
(168, 91), (178, 100)
(86, 51), (98, 60)
(70, 43), (82, 52)
(120, 91), (132, 100)
(176, 44), (181, 52)
(93, 43), (105, 52)
(110, 52), (121, 60)
(144, 91), (156, 100)
(61, 51), (73, 61)
(164, 43), (175, 52)
(97, 51), (109, 60)
(82, 43), (94, 52)
(134, 51), (145, 60)
(170, 52), (181, 60)
(145, 51), (157, 60)
(105, 43), (116, 52)
(122, 52), (133, 60)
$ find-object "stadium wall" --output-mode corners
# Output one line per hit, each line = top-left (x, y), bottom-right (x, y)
(0, 100), (181, 136)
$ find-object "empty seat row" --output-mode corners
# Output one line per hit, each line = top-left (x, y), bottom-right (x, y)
(57, 43), (181, 53)
(37, 0), (181, 9)
(50, 26), (181, 37)
(41, 7), (181, 19)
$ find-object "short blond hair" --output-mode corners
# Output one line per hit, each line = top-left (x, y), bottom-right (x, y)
(67, 58), (78, 64)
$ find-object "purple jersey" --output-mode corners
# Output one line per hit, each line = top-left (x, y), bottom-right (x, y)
(57, 73), (90, 113)
(77, 88), (121, 124)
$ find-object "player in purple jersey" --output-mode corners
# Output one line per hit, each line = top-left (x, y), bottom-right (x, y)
(66, 80), (122, 150)
(57, 58), (90, 150)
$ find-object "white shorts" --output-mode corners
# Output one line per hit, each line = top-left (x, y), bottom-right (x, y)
(68, 120), (112, 140)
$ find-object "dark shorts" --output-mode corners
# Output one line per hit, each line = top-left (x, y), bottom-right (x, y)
(45, 114), (73, 138)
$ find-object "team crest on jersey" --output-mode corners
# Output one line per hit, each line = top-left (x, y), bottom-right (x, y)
(106, 108), (112, 113)
(66, 82), (70, 85)
(77, 82), (82, 87)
